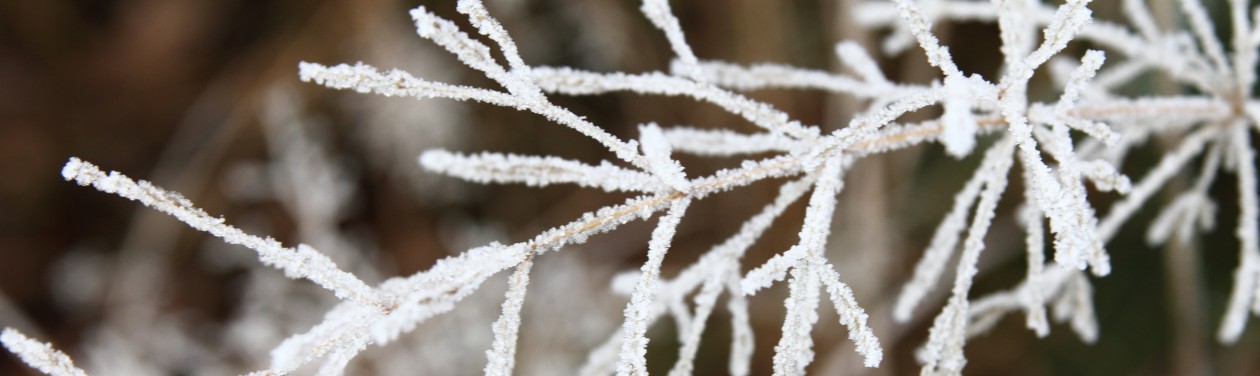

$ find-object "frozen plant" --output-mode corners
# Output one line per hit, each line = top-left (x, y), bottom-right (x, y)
(6, 0), (1260, 375)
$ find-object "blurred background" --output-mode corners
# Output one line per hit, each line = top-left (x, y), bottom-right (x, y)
(1, 0), (1259, 374)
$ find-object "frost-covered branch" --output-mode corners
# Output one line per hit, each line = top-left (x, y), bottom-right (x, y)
(60, 157), (385, 309)
(2, 328), (88, 376)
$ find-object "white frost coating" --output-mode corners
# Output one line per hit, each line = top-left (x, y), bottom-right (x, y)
(266, 242), (528, 374)
(317, 338), (371, 376)
(964, 267), (1077, 338)
(1147, 192), (1216, 246)
(663, 178), (814, 375)
(1019, 204), (1049, 337)
(578, 334), (621, 376)
(668, 268), (726, 376)
(919, 137), (1015, 375)
(1089, 59), (1148, 93)
(1031, 122), (1111, 277)
(678, 178), (816, 374)
(1249, 103), (1260, 132)
(1053, 273), (1099, 343)
(455, 1), (525, 74)
(2, 328), (88, 376)
(484, 256), (534, 376)
(849, 115), (1005, 157)
(60, 157), (383, 308)
(1178, 0), (1231, 78)
(1017, 0), (1093, 77)
(369, 243), (529, 344)
(1068, 96), (1232, 122)
(419, 150), (664, 193)
(269, 302), (375, 372)
(848, 85), (952, 133)
(1098, 127), (1220, 241)
(1078, 160), (1132, 193)
(1145, 142), (1222, 246)
(641, 0), (702, 80)
(1231, 0), (1257, 101)
(531, 66), (818, 140)
(975, 0), (1112, 280)
(742, 158), (847, 295)
(757, 158), (873, 373)
(890, 0), (961, 76)
(410, 7), (517, 94)
(677, 60), (918, 99)
(662, 127), (802, 156)
(861, 0), (1222, 91)
(741, 245), (807, 295)
(1004, 104), (1096, 275)
(994, 0), (1035, 68)
(774, 265), (821, 376)
(453, 0), (544, 101)
(1058, 50), (1106, 112)
(617, 198), (691, 376)
(1121, 0), (1159, 41)
(814, 257), (883, 368)
(271, 245), (527, 373)
(299, 61), (511, 103)
(940, 73), (979, 158)
(727, 277), (754, 376)
(1053, 51), (1123, 146)
(299, 62), (647, 170)
(804, 86), (949, 172)
(1252, 8), (1260, 52)
(894, 137), (1009, 322)
(835, 41), (888, 85)
(1220, 123), (1260, 343)
(639, 123), (691, 192)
